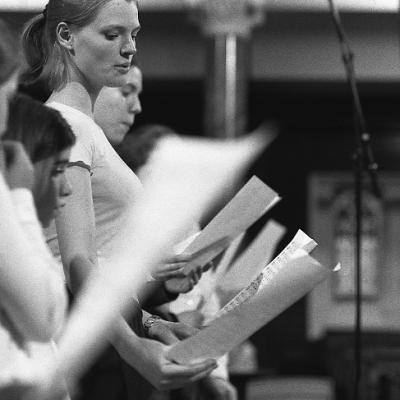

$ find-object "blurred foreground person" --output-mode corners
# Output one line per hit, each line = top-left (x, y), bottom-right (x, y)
(0, 22), (71, 399)
(118, 124), (238, 400)
(4, 93), (77, 399)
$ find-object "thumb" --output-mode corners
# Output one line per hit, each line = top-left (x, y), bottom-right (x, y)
(174, 322), (199, 339)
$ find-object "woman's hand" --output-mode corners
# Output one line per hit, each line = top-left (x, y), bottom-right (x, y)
(150, 253), (191, 281)
(117, 336), (217, 391)
(151, 252), (213, 284)
(164, 265), (203, 294)
(146, 318), (199, 345)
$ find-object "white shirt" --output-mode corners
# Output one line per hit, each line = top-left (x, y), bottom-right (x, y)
(45, 102), (143, 275)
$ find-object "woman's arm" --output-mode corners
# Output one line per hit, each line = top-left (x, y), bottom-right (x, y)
(55, 166), (98, 291)
(112, 318), (217, 391)
(54, 167), (217, 390)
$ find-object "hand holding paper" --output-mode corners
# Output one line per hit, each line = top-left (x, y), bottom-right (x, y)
(179, 176), (281, 275)
(50, 131), (270, 388)
(167, 231), (339, 364)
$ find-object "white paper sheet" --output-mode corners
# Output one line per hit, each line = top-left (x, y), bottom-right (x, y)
(167, 231), (336, 364)
(50, 131), (270, 384)
(216, 229), (317, 318)
(181, 176), (281, 274)
(203, 232), (246, 292)
(216, 220), (286, 306)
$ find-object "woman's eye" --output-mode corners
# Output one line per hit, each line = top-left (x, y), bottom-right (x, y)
(105, 33), (118, 40)
(52, 168), (66, 176)
(121, 88), (131, 97)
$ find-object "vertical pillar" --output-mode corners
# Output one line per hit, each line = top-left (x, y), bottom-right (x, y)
(190, 0), (264, 138)
(204, 34), (249, 138)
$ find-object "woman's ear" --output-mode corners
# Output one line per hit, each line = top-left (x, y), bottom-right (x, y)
(56, 22), (74, 51)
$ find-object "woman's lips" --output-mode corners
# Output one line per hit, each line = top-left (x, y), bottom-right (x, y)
(115, 64), (130, 72)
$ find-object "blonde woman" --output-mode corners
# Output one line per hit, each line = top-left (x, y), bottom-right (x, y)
(22, 1), (216, 396)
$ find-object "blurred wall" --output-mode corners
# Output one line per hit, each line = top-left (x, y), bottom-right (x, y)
(3, 11), (400, 81)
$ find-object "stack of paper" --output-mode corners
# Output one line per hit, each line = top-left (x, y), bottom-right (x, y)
(167, 231), (339, 364)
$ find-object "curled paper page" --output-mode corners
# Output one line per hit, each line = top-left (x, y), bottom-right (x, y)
(167, 232), (335, 364)
(216, 229), (317, 318)
(181, 176), (281, 274)
(50, 131), (270, 384)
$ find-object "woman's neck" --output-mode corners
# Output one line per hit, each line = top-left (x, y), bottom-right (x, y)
(47, 81), (100, 119)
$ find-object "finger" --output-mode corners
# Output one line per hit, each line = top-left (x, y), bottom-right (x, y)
(173, 323), (198, 339)
(187, 365), (218, 383)
(192, 273), (200, 285)
(155, 269), (186, 280)
(190, 267), (202, 284)
(165, 359), (217, 379)
(164, 253), (191, 264)
(185, 279), (194, 292)
(159, 361), (217, 390)
(160, 263), (185, 272)
(159, 377), (190, 391)
(154, 265), (185, 278)
(154, 328), (180, 346)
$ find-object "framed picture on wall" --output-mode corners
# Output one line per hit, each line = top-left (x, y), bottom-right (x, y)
(306, 172), (400, 340)
(331, 187), (383, 301)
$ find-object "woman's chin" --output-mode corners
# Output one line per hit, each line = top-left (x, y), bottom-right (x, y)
(105, 73), (130, 88)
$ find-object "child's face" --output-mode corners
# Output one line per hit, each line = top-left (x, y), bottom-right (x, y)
(33, 148), (72, 227)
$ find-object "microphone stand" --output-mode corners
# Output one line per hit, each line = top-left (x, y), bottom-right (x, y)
(327, 2), (381, 400)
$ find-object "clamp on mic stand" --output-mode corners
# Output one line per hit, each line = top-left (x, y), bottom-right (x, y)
(327, 1), (381, 400)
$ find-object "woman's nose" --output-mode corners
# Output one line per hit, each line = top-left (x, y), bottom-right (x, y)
(128, 97), (142, 115)
(122, 36), (136, 57)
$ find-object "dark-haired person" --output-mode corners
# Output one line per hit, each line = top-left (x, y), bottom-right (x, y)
(94, 64), (237, 398)
(0, 22), (69, 399)
(22, 0), (217, 395)
(5, 93), (74, 227)
(2, 93), (76, 400)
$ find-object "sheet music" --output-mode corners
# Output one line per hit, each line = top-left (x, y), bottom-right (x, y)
(167, 232), (336, 364)
(216, 229), (316, 317)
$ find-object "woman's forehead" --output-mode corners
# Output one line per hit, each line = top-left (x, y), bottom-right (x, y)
(92, 0), (139, 31)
